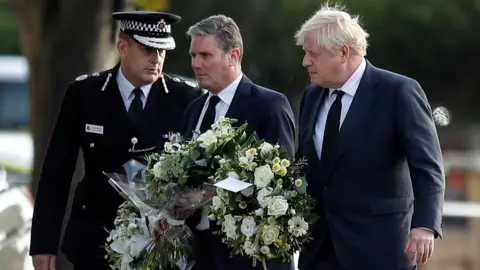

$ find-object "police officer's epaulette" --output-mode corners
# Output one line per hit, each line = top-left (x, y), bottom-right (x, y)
(73, 70), (113, 91)
(163, 73), (206, 96)
(163, 73), (198, 88)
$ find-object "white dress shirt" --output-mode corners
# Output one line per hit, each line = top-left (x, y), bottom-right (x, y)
(116, 68), (153, 110)
(193, 73), (243, 138)
(313, 58), (366, 159)
(194, 72), (243, 230)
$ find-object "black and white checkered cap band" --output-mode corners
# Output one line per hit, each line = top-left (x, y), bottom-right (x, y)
(120, 19), (176, 50)
(120, 20), (171, 34)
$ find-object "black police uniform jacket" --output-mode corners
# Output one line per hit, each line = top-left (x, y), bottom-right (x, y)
(29, 65), (203, 264)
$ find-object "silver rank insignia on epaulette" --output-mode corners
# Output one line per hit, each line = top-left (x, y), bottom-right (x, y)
(92, 72), (100, 77)
(101, 73), (112, 91)
(128, 137), (156, 153)
(184, 80), (197, 88)
(161, 75), (169, 94)
(75, 74), (88, 81)
(172, 77), (181, 83)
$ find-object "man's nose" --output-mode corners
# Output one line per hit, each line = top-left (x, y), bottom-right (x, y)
(150, 50), (162, 63)
(191, 56), (201, 69)
(302, 55), (311, 67)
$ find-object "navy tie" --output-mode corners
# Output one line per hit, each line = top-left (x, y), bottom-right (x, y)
(321, 90), (344, 162)
(199, 95), (221, 132)
(128, 88), (143, 122)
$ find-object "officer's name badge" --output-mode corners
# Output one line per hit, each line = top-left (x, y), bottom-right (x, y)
(85, 124), (104, 134)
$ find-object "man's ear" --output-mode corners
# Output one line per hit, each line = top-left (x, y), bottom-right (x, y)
(117, 39), (128, 59)
(229, 48), (241, 65)
(340, 44), (350, 63)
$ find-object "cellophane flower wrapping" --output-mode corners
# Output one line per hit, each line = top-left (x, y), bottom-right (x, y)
(104, 117), (251, 270)
(206, 132), (319, 270)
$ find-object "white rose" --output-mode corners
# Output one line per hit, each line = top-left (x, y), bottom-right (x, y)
(240, 216), (257, 239)
(259, 142), (274, 158)
(262, 224), (280, 245)
(254, 165), (274, 188)
(197, 130), (217, 149)
(257, 187), (273, 208)
(267, 196), (289, 217)
(240, 186), (254, 197)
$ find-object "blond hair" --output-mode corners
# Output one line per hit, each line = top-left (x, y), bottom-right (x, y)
(295, 2), (369, 56)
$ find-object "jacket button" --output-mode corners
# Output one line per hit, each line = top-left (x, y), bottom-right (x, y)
(89, 143), (94, 148)
(82, 204), (86, 210)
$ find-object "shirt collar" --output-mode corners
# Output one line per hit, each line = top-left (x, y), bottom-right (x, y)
(208, 73), (243, 105)
(329, 58), (366, 98)
(116, 67), (153, 98)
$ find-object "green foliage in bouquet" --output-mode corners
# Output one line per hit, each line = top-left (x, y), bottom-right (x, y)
(144, 118), (249, 203)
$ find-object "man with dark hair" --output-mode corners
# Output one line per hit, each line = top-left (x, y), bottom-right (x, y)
(184, 14), (296, 270)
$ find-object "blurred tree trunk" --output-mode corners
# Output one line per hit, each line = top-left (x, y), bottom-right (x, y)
(16, 0), (125, 269)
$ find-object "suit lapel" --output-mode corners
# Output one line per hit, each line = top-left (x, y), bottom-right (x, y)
(330, 61), (381, 168)
(225, 75), (252, 124)
(101, 65), (135, 131)
(185, 94), (208, 138)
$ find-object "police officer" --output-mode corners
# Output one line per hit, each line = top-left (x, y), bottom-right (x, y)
(29, 11), (203, 270)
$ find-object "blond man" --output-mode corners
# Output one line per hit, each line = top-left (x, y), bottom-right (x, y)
(294, 3), (444, 270)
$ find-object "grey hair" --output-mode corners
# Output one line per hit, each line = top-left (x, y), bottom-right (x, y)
(295, 2), (369, 56)
(186, 14), (244, 61)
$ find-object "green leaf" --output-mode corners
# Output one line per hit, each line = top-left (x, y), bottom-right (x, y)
(195, 159), (207, 167)
(190, 149), (201, 160)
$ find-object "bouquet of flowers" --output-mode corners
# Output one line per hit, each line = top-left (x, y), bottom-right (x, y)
(206, 134), (318, 269)
(104, 117), (251, 270)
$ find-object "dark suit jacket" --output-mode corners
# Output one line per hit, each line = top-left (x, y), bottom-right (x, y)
(184, 75), (295, 156)
(29, 65), (203, 268)
(297, 61), (445, 270)
(184, 75), (296, 270)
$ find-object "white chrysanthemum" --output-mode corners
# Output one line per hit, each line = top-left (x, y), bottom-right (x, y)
(243, 241), (256, 256)
(288, 216), (309, 237)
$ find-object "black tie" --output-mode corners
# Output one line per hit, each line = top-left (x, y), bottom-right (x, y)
(321, 90), (344, 162)
(199, 95), (221, 133)
(128, 88), (143, 123)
